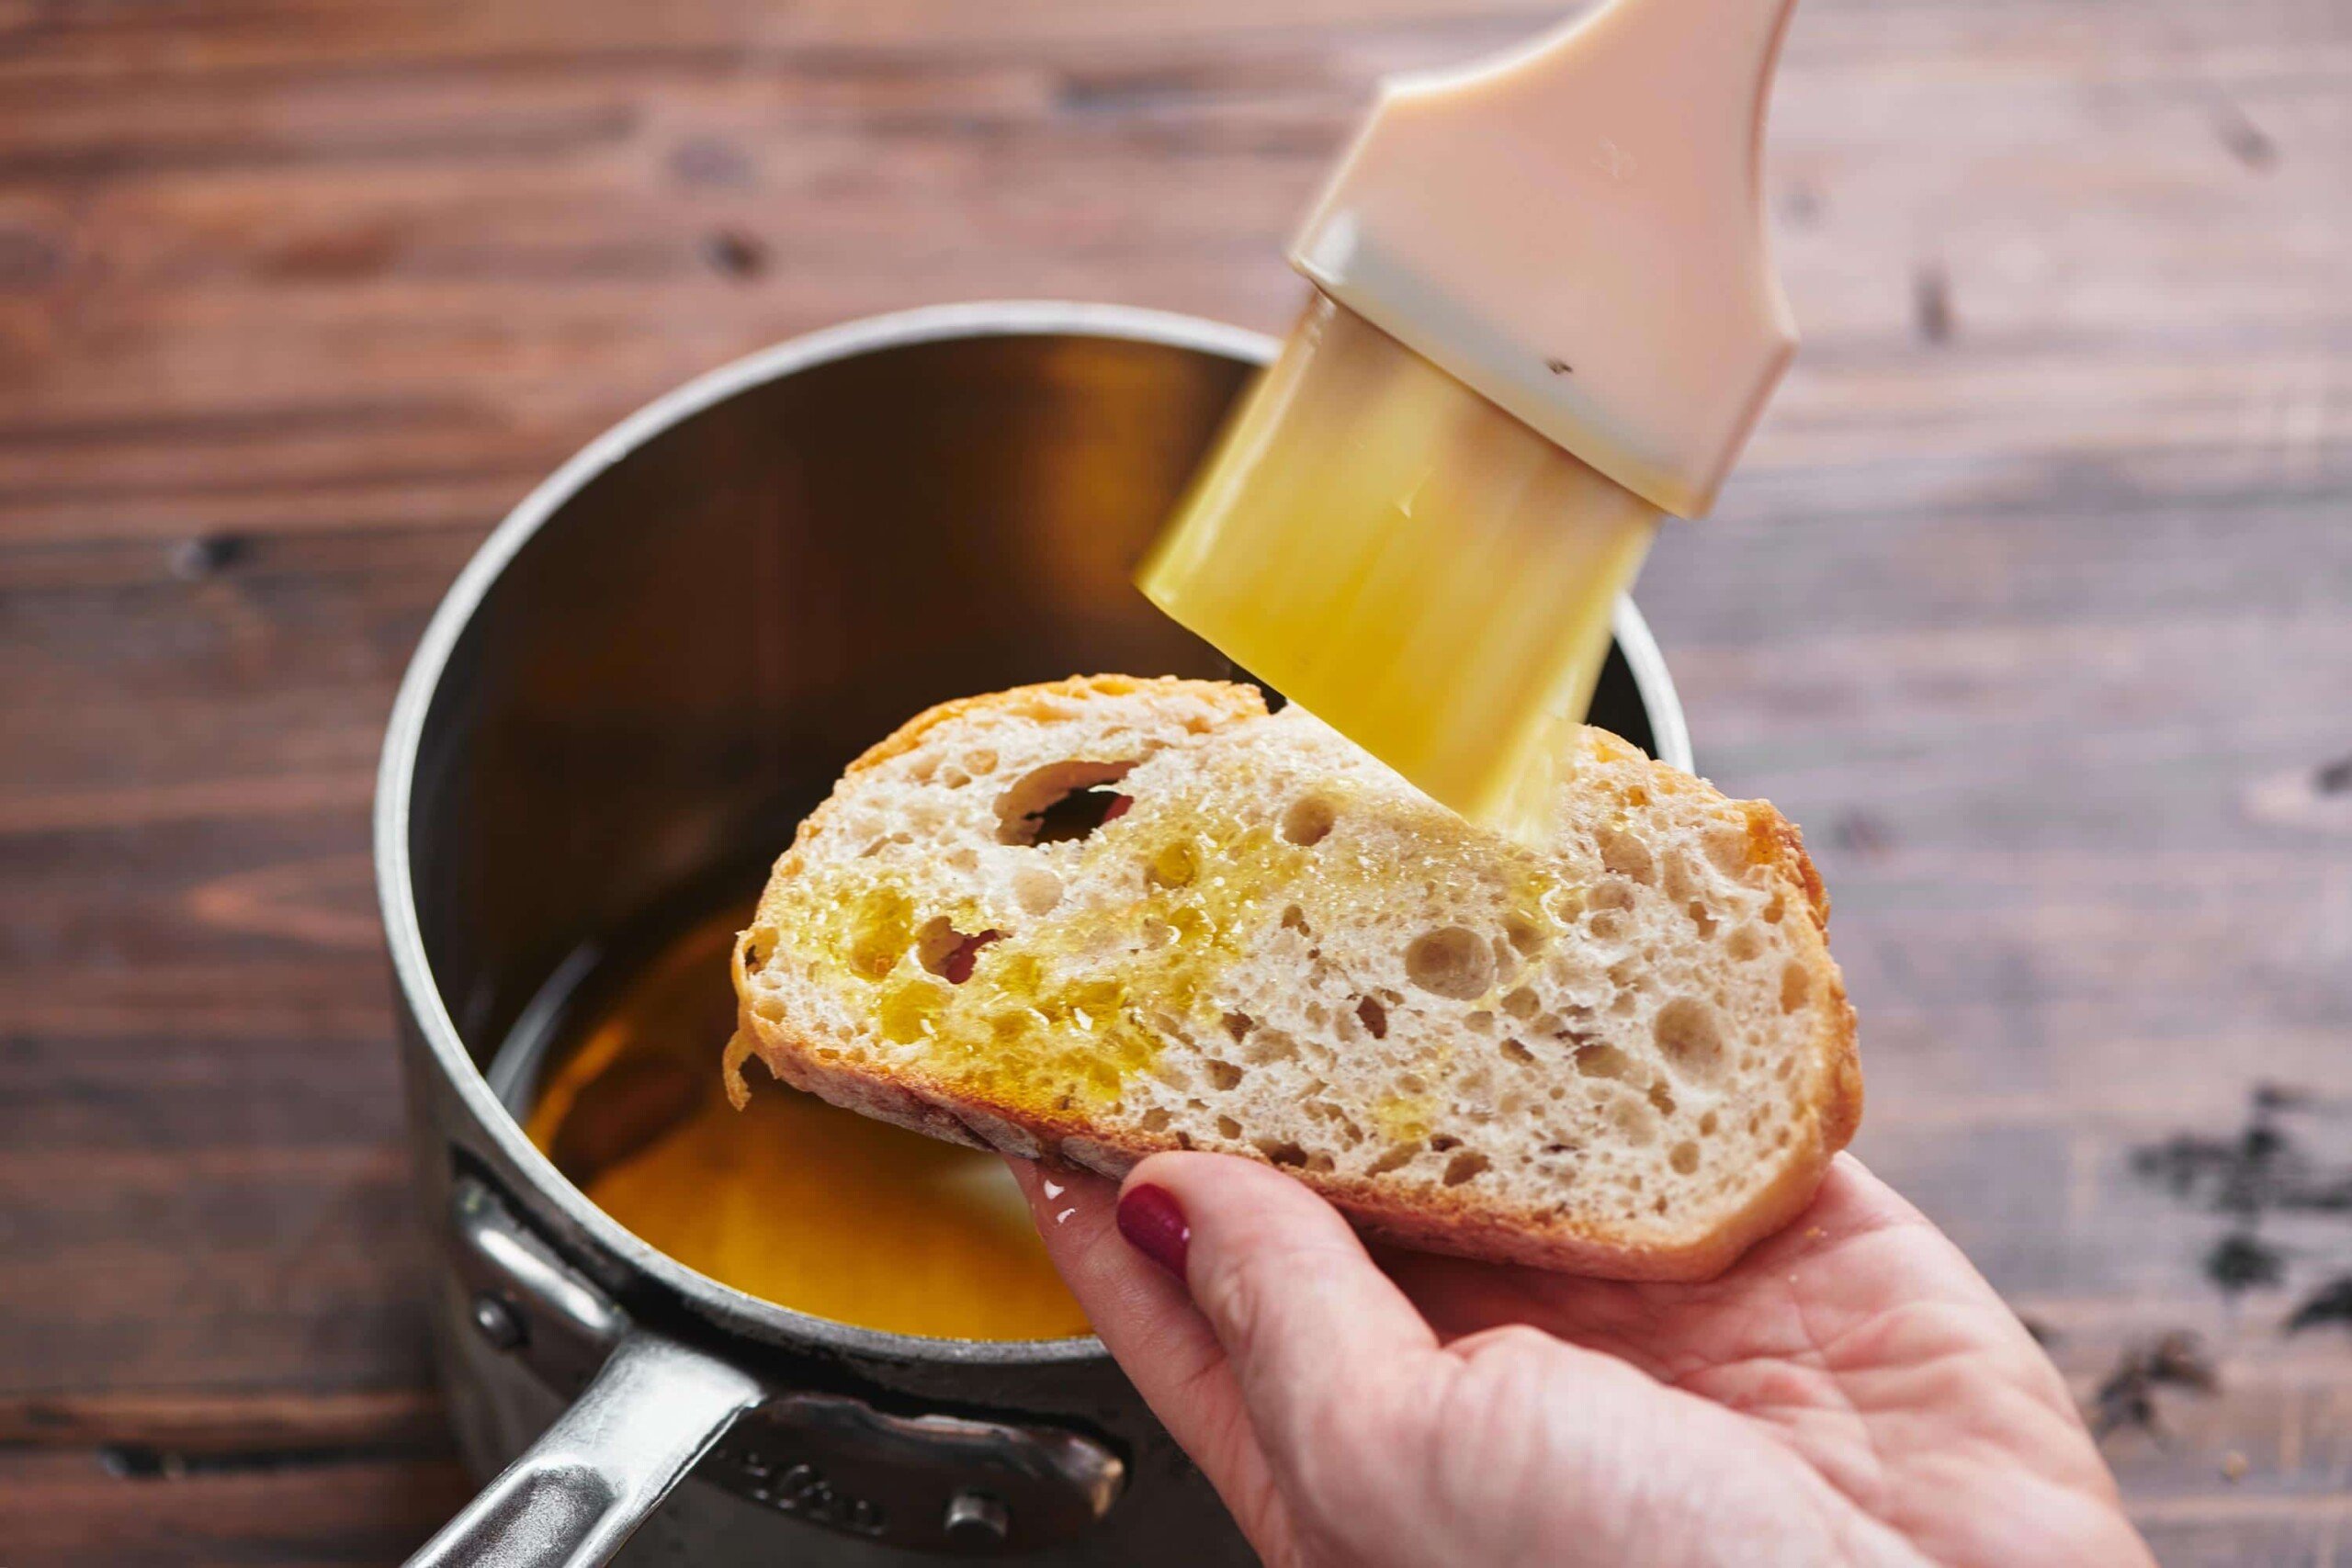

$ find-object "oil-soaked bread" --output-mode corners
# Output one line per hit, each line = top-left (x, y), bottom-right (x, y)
(729, 675), (1859, 1280)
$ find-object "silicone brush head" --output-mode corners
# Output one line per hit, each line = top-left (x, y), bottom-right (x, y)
(1138, 294), (1657, 836)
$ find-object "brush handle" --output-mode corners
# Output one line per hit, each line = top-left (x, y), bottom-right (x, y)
(1292, 0), (1802, 518)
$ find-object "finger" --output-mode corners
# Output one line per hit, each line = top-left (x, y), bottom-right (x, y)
(1788, 1156), (2083, 1380)
(1002, 1157), (1297, 1556)
(1738, 1153), (1937, 1269)
(1119, 1152), (1441, 1476)
(1388, 1153), (2072, 1417)
(1368, 1241), (1560, 1343)
(1770, 1158), (2120, 1487)
(1005, 1156), (1218, 1388)
(1377, 1156), (1957, 1368)
(1743, 1154), (2035, 1328)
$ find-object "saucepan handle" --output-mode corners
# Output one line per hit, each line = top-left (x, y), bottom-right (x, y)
(402, 1328), (763, 1568)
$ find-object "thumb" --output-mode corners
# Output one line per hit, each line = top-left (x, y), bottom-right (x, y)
(1115, 1153), (1440, 1484)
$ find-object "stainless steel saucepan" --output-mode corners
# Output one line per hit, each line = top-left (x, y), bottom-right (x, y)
(374, 301), (1692, 1566)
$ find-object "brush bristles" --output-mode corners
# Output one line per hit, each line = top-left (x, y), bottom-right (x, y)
(1139, 293), (1657, 834)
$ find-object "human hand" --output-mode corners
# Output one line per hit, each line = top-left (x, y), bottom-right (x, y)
(1011, 1152), (2150, 1568)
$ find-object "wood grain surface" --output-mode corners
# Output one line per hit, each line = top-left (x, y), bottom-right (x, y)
(2, 0), (2347, 1562)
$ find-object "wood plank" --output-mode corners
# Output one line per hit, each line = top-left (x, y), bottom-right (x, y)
(0, 1447), (469, 1568)
(0, 1387), (447, 1452)
(0, 0), (2346, 1557)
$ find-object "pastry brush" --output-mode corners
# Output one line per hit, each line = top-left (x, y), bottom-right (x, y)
(1138, 0), (1800, 835)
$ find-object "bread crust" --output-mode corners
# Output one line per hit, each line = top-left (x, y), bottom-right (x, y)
(731, 676), (1860, 1282)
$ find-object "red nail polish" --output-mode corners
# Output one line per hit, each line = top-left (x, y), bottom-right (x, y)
(1117, 1183), (1191, 1280)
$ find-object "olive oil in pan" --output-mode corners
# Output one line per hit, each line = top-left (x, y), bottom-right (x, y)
(526, 897), (1090, 1342)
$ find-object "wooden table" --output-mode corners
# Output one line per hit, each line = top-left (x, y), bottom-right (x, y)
(2, 0), (2346, 1561)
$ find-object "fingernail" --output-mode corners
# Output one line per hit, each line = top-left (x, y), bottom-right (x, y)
(1116, 1183), (1191, 1280)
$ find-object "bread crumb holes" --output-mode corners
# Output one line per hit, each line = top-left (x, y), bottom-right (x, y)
(994, 760), (1136, 845)
(1443, 1151), (1490, 1186)
(1574, 1043), (1633, 1080)
(1599, 826), (1656, 885)
(1655, 998), (1725, 1081)
(1406, 927), (1493, 999)
(1281, 795), (1337, 846)
(1503, 912), (1547, 958)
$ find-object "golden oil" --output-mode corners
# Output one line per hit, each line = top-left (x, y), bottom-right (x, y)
(527, 897), (1090, 1341)
(756, 773), (1582, 1117)
(1137, 293), (1657, 838)
(762, 851), (1230, 1114)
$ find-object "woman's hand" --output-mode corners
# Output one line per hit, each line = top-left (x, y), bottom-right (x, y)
(1011, 1151), (2150, 1568)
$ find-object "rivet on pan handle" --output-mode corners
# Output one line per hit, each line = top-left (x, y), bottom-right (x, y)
(448, 1178), (632, 1397)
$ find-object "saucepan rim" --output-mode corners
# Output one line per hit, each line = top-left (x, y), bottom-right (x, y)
(372, 299), (1691, 1369)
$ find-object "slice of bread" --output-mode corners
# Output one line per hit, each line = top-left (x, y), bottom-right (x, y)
(729, 675), (1859, 1280)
